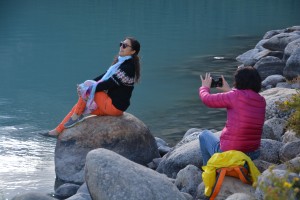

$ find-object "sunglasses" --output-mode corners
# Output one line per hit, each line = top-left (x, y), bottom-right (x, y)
(120, 42), (131, 49)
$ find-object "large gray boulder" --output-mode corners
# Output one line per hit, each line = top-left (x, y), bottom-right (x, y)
(253, 159), (273, 173)
(284, 47), (300, 80)
(156, 139), (202, 178)
(253, 56), (285, 80)
(261, 75), (286, 88)
(55, 113), (160, 184)
(279, 140), (300, 162)
(236, 49), (260, 66)
(285, 26), (300, 33)
(262, 118), (286, 141)
(175, 128), (202, 148)
(54, 183), (80, 199)
(236, 48), (279, 67)
(263, 29), (283, 39)
(283, 38), (300, 61)
(262, 33), (300, 51)
(260, 87), (297, 120)
(175, 164), (202, 198)
(255, 39), (269, 51)
(259, 139), (283, 164)
(85, 148), (186, 200)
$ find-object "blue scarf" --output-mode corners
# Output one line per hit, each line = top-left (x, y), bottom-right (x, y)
(100, 55), (132, 81)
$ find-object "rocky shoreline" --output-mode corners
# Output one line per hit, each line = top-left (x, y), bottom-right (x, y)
(12, 26), (300, 200)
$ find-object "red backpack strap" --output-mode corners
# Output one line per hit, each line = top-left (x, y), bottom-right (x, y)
(209, 168), (226, 200)
(233, 166), (252, 184)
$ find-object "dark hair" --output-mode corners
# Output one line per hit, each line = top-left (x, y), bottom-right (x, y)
(127, 37), (141, 83)
(233, 66), (262, 93)
(112, 37), (141, 83)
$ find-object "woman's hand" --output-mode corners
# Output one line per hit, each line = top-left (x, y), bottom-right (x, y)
(217, 75), (231, 92)
(200, 73), (212, 88)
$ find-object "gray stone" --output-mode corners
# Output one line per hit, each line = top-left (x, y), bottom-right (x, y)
(55, 183), (80, 199)
(236, 49), (260, 66)
(285, 26), (300, 33)
(175, 165), (202, 198)
(11, 192), (56, 200)
(262, 118), (286, 141)
(158, 145), (172, 156)
(183, 128), (203, 138)
(147, 157), (163, 170)
(291, 82), (300, 89)
(178, 130), (220, 149)
(155, 137), (172, 156)
(55, 113), (160, 184)
(66, 183), (92, 200)
(263, 29), (284, 39)
(279, 140), (300, 162)
(284, 47), (300, 80)
(282, 130), (300, 143)
(85, 148), (186, 200)
(283, 38), (300, 60)
(253, 159), (273, 173)
(262, 124), (273, 140)
(156, 139), (202, 178)
(274, 157), (300, 172)
(265, 85), (273, 90)
(276, 82), (293, 88)
(260, 87), (297, 120)
(255, 39), (268, 51)
(253, 56), (285, 80)
(225, 193), (255, 200)
(255, 49), (284, 60)
(176, 131), (201, 148)
(259, 139), (283, 164)
(266, 51), (284, 59)
(181, 192), (193, 200)
(255, 50), (284, 60)
(155, 137), (169, 147)
(262, 33), (300, 51)
(195, 182), (206, 200)
(262, 75), (286, 88)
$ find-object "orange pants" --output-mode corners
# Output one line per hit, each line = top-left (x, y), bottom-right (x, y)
(55, 92), (123, 133)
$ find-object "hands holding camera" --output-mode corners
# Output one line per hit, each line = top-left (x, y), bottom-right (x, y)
(200, 73), (231, 92)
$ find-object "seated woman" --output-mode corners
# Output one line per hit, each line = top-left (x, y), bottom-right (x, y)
(198, 66), (266, 165)
(46, 37), (141, 137)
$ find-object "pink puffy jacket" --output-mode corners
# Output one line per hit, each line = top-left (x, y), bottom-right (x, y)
(199, 86), (266, 152)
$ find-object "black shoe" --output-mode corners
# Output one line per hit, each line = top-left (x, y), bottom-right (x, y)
(39, 131), (58, 138)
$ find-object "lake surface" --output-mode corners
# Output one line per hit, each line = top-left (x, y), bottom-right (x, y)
(0, 0), (299, 199)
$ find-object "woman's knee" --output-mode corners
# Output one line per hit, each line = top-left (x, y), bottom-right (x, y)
(198, 130), (212, 141)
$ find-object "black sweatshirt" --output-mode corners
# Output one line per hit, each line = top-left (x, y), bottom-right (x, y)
(93, 59), (135, 111)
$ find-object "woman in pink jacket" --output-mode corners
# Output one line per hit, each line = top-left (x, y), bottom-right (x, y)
(199, 66), (266, 165)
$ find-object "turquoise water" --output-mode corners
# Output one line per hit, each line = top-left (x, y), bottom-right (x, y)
(0, 0), (299, 198)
